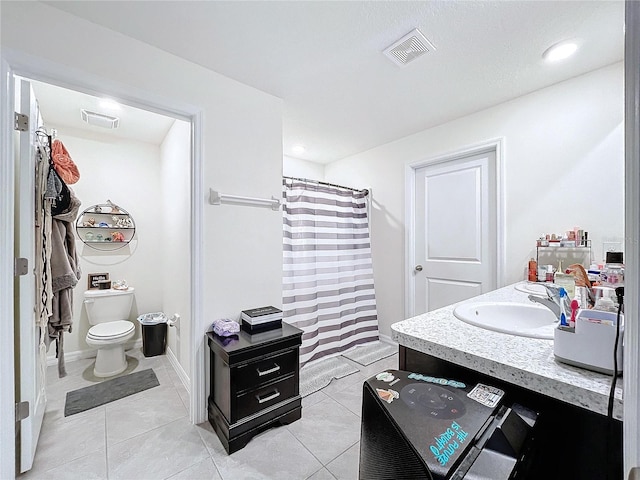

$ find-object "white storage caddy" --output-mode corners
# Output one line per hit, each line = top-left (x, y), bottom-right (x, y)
(554, 309), (623, 375)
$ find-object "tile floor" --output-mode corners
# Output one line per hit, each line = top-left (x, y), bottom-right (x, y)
(19, 347), (399, 480)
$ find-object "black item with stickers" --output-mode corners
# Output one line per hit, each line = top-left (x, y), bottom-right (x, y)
(359, 370), (538, 480)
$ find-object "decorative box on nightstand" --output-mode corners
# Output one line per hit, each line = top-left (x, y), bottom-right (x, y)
(206, 323), (303, 454)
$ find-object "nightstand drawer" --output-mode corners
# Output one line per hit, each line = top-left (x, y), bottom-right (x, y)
(235, 348), (298, 392)
(235, 376), (297, 420)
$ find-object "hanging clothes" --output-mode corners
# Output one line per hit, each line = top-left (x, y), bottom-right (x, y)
(36, 141), (53, 324)
(39, 132), (82, 378)
(48, 187), (81, 377)
(35, 140), (53, 390)
(51, 139), (80, 185)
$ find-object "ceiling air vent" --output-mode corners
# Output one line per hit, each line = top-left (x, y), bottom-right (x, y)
(383, 28), (436, 67)
(81, 109), (120, 129)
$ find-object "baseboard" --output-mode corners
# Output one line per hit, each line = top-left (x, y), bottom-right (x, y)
(378, 333), (398, 347)
(46, 346), (96, 367)
(166, 346), (191, 392)
(46, 339), (142, 367)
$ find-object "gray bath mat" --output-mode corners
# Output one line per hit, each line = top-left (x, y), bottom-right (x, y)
(64, 368), (159, 416)
(299, 356), (359, 397)
(341, 342), (397, 366)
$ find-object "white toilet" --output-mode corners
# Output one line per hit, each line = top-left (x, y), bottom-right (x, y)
(84, 287), (136, 377)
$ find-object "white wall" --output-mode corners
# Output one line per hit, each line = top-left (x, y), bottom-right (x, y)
(160, 119), (191, 374)
(2, 2), (283, 396)
(46, 128), (164, 358)
(325, 63), (624, 337)
(283, 155), (325, 180)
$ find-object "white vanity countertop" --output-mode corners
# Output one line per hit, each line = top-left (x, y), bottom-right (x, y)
(391, 282), (623, 420)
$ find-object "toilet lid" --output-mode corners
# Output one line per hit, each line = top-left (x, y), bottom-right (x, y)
(88, 320), (134, 339)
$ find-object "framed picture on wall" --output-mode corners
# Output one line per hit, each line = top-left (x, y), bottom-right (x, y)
(88, 272), (109, 290)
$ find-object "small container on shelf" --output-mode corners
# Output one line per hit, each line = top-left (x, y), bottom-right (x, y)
(545, 265), (555, 282)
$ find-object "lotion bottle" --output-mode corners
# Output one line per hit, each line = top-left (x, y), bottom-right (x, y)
(528, 258), (538, 282)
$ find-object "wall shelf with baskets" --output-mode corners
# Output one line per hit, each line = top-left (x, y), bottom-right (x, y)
(75, 201), (136, 251)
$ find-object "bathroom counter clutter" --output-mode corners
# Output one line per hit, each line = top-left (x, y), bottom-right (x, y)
(391, 282), (623, 420)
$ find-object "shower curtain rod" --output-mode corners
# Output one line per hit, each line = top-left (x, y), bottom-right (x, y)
(284, 176), (369, 196)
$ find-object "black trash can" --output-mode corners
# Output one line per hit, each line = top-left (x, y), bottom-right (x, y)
(137, 312), (167, 357)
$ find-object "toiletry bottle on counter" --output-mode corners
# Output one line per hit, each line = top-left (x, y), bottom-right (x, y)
(601, 251), (624, 287)
(574, 286), (588, 309)
(537, 266), (547, 282)
(528, 258), (538, 282)
(554, 272), (576, 299)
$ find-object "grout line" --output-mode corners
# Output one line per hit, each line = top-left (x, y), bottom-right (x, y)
(104, 409), (110, 479)
(287, 387), (361, 471)
(193, 421), (228, 479)
(304, 466), (337, 480)
(107, 415), (189, 451)
(211, 457), (225, 480)
(163, 456), (219, 480)
(288, 431), (326, 472)
(324, 440), (360, 475)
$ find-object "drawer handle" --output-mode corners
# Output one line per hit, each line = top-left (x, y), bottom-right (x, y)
(256, 389), (280, 404)
(256, 363), (280, 376)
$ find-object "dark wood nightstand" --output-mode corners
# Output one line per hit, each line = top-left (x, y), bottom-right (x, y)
(206, 323), (303, 453)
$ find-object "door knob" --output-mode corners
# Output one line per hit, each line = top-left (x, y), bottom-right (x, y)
(414, 265), (423, 272)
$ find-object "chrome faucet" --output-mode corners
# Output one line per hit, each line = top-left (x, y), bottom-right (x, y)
(528, 284), (571, 321)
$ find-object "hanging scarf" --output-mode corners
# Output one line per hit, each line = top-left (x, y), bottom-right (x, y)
(52, 139), (80, 185)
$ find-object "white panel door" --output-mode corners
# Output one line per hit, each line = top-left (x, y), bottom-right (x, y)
(15, 79), (46, 473)
(414, 150), (497, 314)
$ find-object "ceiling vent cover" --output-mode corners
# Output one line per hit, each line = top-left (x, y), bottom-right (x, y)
(383, 28), (436, 67)
(81, 109), (120, 129)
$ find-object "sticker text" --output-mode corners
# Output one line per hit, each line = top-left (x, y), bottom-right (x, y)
(429, 421), (469, 466)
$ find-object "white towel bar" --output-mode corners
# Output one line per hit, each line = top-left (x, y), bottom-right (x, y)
(209, 189), (281, 211)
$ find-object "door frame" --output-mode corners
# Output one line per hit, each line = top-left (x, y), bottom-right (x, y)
(0, 50), (206, 478)
(404, 138), (505, 318)
(0, 56), (17, 480)
(624, 1), (640, 476)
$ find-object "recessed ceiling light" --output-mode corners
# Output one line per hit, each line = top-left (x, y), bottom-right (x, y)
(292, 144), (306, 155)
(543, 42), (578, 63)
(99, 98), (121, 110)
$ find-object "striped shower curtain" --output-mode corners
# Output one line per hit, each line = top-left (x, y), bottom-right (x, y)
(282, 177), (379, 366)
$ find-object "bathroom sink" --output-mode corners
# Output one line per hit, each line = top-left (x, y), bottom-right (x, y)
(514, 282), (550, 296)
(453, 302), (557, 339)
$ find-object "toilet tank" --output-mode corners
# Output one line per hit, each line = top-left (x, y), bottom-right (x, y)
(84, 287), (135, 325)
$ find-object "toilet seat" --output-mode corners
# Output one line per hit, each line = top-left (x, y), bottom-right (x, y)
(87, 320), (135, 341)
